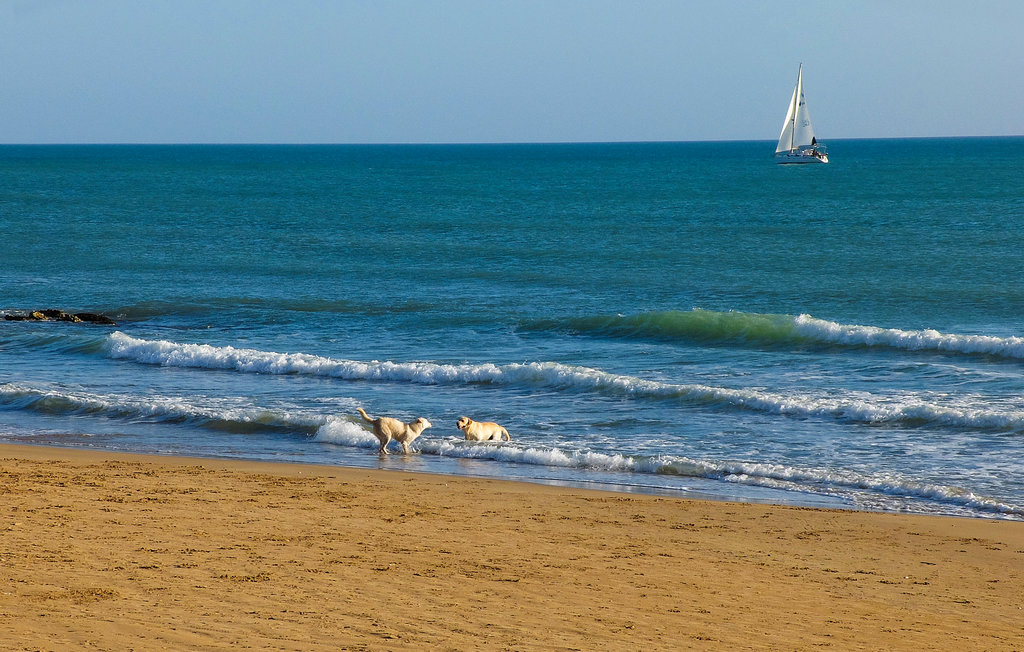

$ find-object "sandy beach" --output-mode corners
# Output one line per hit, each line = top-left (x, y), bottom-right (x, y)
(1, 444), (1021, 650)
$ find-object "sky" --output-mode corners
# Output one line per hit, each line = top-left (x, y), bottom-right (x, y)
(1, 0), (1021, 144)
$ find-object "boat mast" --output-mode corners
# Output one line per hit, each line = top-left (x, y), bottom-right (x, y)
(789, 64), (802, 152)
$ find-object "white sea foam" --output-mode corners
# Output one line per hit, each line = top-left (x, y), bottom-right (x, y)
(707, 459), (1024, 517)
(313, 420), (639, 468)
(312, 419), (381, 448)
(794, 314), (1024, 358)
(104, 332), (1024, 432)
(0, 381), (323, 432)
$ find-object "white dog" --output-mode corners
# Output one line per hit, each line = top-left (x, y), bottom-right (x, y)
(456, 416), (511, 442)
(356, 407), (432, 454)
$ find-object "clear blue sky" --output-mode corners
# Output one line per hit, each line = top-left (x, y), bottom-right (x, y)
(1, 0), (1021, 143)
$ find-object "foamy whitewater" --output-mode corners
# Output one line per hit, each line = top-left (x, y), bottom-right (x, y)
(3, 140), (1024, 519)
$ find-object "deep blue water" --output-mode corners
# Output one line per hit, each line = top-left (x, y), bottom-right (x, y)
(3, 138), (1024, 519)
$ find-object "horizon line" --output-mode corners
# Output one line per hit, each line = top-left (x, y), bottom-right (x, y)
(1, 134), (1023, 147)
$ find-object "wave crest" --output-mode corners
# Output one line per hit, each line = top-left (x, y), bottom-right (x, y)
(793, 314), (1024, 357)
(540, 309), (1024, 359)
(556, 309), (799, 343)
(0, 382), (324, 435)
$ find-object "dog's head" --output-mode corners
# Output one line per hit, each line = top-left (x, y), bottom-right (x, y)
(456, 416), (471, 431)
(417, 417), (433, 430)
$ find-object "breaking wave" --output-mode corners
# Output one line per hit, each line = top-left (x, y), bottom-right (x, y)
(544, 309), (1024, 359)
(0, 382), (324, 435)
(793, 314), (1024, 358)
(104, 332), (1024, 432)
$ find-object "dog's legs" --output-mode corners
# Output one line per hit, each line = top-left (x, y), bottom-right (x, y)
(400, 441), (411, 454)
(378, 435), (391, 454)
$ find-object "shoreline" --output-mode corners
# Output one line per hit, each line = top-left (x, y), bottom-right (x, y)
(2, 442), (1023, 649)
(2, 438), (1008, 520)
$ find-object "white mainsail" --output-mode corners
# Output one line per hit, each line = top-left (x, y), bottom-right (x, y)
(776, 64), (817, 152)
(775, 64), (826, 163)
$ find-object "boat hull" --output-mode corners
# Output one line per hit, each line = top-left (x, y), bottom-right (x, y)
(775, 151), (829, 165)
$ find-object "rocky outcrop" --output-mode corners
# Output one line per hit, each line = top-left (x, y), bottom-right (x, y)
(4, 309), (116, 325)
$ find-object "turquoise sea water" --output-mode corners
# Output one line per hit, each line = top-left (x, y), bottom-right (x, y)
(2, 138), (1024, 519)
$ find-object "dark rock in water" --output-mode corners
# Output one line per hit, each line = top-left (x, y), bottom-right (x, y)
(42, 309), (80, 322)
(74, 312), (117, 325)
(3, 309), (116, 325)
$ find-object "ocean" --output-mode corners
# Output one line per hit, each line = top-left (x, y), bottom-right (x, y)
(2, 138), (1023, 520)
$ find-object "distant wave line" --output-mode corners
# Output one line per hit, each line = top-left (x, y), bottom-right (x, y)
(107, 297), (441, 321)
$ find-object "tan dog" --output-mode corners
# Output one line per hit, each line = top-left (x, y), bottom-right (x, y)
(356, 407), (432, 454)
(456, 416), (511, 442)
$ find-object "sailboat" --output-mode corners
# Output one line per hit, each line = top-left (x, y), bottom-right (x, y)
(775, 64), (828, 164)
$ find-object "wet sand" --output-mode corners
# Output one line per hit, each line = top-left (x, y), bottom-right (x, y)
(1, 443), (1022, 650)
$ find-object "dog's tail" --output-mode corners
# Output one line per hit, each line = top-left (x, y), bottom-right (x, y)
(501, 427), (511, 441)
(356, 407), (375, 424)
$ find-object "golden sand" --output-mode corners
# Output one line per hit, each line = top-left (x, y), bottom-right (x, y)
(1, 443), (1022, 650)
